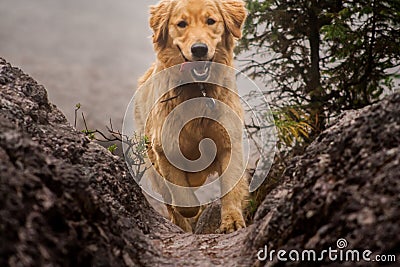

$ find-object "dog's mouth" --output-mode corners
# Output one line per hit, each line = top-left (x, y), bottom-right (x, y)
(190, 61), (212, 81)
(180, 61), (212, 81)
(178, 46), (213, 81)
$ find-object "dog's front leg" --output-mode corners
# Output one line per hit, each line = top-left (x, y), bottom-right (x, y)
(218, 147), (249, 234)
(156, 154), (201, 231)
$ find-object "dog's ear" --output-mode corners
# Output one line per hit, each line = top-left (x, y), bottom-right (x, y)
(219, 0), (247, 39)
(150, 0), (173, 48)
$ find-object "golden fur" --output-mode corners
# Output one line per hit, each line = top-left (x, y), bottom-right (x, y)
(134, 0), (248, 233)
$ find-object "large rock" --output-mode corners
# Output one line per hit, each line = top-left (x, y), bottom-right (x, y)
(246, 92), (400, 266)
(1, 57), (399, 266)
(0, 58), (176, 266)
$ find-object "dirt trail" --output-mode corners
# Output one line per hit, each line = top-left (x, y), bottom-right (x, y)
(153, 229), (254, 266)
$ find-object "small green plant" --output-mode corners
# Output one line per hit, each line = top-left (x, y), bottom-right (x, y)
(124, 133), (151, 181)
(107, 144), (118, 154)
(273, 106), (314, 148)
(243, 105), (313, 225)
(81, 129), (96, 140)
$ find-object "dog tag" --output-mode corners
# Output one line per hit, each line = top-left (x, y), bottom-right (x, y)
(206, 98), (216, 109)
(200, 85), (215, 110)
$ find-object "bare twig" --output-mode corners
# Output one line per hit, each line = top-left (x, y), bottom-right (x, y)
(75, 107), (150, 181)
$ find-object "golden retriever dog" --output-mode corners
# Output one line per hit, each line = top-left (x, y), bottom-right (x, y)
(134, 0), (248, 233)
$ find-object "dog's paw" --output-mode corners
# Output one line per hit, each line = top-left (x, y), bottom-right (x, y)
(217, 208), (245, 234)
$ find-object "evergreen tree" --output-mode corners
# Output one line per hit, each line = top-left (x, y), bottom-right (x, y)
(238, 0), (400, 138)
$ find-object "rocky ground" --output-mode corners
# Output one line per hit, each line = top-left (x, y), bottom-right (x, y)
(1, 58), (399, 266)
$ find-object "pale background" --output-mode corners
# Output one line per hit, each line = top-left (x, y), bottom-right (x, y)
(0, 0), (158, 132)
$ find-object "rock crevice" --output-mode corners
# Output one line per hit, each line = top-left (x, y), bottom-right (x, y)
(1, 58), (399, 266)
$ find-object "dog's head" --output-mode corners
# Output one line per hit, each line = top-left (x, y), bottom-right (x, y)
(150, 0), (246, 68)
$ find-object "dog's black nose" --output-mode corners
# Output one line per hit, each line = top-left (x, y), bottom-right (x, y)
(191, 43), (208, 58)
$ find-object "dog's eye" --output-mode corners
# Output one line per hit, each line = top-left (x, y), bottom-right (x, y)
(207, 18), (216, 25)
(177, 21), (187, 28)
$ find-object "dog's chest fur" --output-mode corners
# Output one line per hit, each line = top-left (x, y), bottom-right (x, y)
(147, 83), (236, 158)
